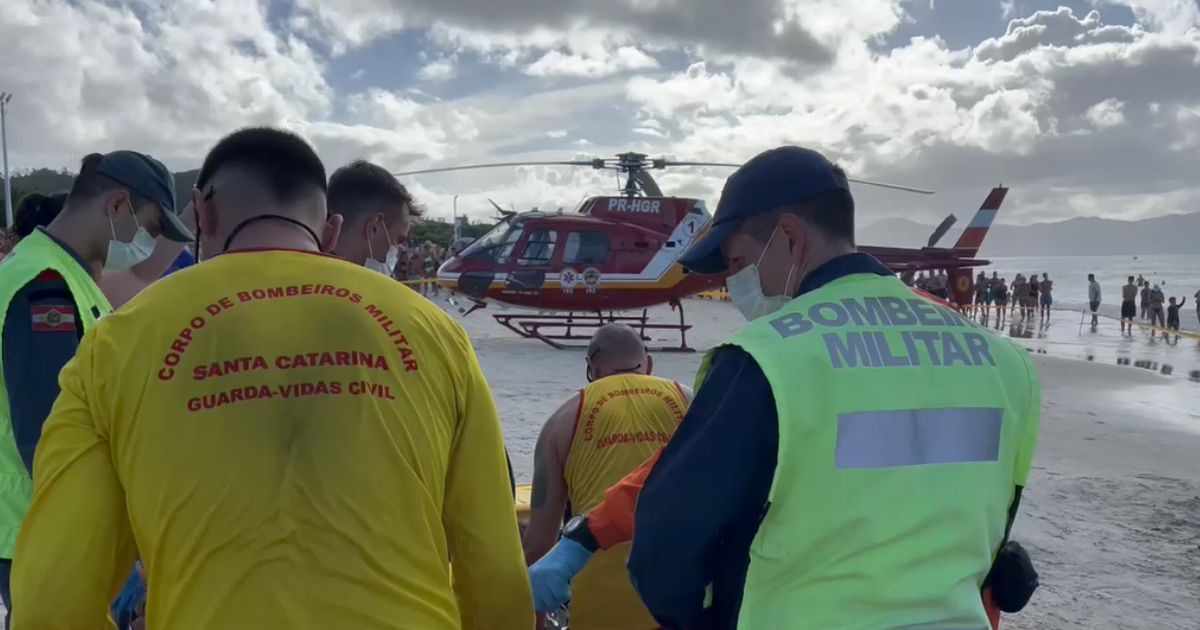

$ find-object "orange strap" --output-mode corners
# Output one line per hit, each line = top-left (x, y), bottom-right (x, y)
(588, 447), (663, 550)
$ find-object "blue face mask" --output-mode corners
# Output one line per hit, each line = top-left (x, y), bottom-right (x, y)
(105, 204), (156, 271)
(365, 223), (399, 276)
(726, 225), (798, 321)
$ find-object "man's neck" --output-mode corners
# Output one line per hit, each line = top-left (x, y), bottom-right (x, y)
(220, 221), (321, 254)
(43, 218), (104, 280)
(795, 244), (856, 286)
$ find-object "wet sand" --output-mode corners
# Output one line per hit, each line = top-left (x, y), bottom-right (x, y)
(459, 297), (1200, 628)
(1005, 355), (1200, 629)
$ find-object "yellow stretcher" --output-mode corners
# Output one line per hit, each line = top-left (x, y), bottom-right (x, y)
(515, 483), (533, 526)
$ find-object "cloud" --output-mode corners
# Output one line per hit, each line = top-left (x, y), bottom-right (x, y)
(1085, 98), (1127, 128)
(0, 0), (331, 170)
(296, 0), (836, 65)
(289, 0), (409, 56)
(617, 4), (1200, 224)
(524, 46), (658, 78)
(4, 0), (1200, 229)
(1098, 0), (1200, 35)
(975, 8), (1135, 62)
(417, 58), (458, 81)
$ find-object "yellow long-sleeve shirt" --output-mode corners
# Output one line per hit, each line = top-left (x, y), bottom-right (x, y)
(12, 249), (533, 630)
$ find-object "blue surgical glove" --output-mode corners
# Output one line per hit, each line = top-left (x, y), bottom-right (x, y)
(529, 537), (594, 613)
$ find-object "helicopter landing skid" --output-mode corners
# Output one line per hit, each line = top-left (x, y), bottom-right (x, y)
(493, 302), (694, 352)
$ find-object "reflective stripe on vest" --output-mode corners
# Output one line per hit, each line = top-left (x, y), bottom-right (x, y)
(695, 272), (1039, 630)
(0, 230), (111, 557)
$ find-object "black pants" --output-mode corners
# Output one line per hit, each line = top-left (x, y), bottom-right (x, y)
(0, 558), (11, 630)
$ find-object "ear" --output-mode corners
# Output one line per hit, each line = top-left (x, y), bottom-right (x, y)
(778, 213), (806, 257)
(321, 214), (344, 253)
(194, 189), (218, 238)
(105, 190), (130, 219)
(363, 212), (380, 238)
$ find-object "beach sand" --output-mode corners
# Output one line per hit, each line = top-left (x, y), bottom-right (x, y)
(1004, 356), (1200, 629)
(463, 298), (1200, 629)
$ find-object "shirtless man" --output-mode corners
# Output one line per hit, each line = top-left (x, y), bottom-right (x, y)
(1011, 274), (1027, 321)
(524, 324), (692, 630)
(1039, 273), (1053, 320)
(1121, 276), (1138, 334)
(973, 271), (988, 317)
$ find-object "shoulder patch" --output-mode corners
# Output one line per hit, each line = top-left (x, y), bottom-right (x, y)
(31, 304), (77, 333)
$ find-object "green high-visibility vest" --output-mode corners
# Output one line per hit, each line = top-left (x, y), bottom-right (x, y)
(696, 272), (1041, 630)
(0, 230), (111, 557)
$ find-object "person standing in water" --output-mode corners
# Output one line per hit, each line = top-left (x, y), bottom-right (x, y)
(1165, 297), (1186, 340)
(1139, 281), (1151, 320)
(1195, 288), (1200, 328)
(973, 271), (988, 318)
(1120, 276), (1138, 335)
(1087, 274), (1101, 328)
(1038, 273), (1053, 320)
(1026, 273), (1040, 321)
(1148, 284), (1166, 334)
(1010, 274), (1026, 321)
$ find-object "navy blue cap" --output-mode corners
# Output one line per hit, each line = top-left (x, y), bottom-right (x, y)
(678, 146), (849, 274)
(95, 150), (192, 243)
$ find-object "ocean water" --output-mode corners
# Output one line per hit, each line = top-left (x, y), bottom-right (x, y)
(980, 254), (1200, 331)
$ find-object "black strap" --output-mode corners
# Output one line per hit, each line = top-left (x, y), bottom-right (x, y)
(223, 215), (322, 253)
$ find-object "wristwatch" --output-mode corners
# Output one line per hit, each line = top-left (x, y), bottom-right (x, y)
(561, 515), (600, 553)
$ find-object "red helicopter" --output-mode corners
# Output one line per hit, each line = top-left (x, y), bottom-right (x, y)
(395, 153), (1004, 351)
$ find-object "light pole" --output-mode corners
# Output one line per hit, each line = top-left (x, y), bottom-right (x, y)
(1, 92), (13, 230)
(452, 194), (459, 241)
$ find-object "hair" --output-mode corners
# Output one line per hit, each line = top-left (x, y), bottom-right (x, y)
(1088, 273), (1095, 281)
(327, 159), (423, 223)
(741, 186), (855, 246)
(587, 323), (646, 366)
(66, 153), (152, 209)
(195, 127), (327, 204)
(1128, 275), (1135, 282)
(14, 191), (68, 238)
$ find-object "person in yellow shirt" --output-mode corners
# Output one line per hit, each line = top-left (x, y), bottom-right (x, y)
(327, 159), (421, 276)
(12, 127), (533, 630)
(523, 323), (691, 630)
(327, 159), (519, 495)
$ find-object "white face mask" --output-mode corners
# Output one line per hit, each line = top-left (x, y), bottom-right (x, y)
(365, 223), (400, 276)
(105, 206), (156, 271)
(726, 225), (798, 322)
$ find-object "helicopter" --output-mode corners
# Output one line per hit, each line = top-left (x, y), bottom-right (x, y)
(395, 152), (1004, 351)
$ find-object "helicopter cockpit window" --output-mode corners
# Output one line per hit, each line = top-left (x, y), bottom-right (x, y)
(462, 222), (525, 263)
(563, 231), (609, 265)
(518, 229), (557, 266)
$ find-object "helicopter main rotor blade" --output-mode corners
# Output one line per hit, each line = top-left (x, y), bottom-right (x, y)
(394, 160), (597, 177)
(845, 177), (935, 195)
(927, 214), (958, 247)
(660, 161), (935, 194)
(634, 170), (663, 197)
(659, 161), (741, 168)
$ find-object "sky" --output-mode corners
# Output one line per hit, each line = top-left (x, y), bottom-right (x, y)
(2, 0), (1200, 229)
